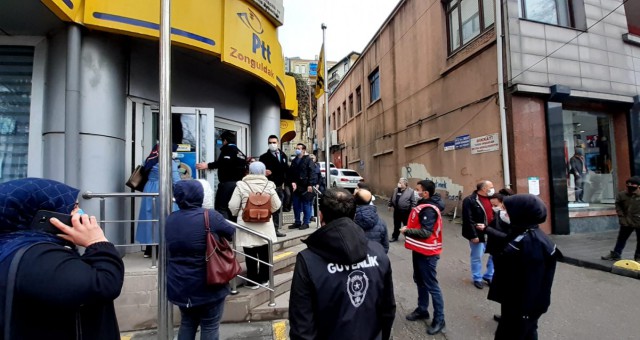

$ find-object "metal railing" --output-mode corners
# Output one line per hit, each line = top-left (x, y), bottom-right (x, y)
(82, 191), (160, 267)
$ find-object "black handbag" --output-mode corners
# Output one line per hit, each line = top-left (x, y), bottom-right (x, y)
(125, 165), (149, 191)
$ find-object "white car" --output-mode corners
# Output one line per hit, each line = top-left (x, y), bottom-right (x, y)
(329, 168), (363, 191)
(319, 161), (336, 178)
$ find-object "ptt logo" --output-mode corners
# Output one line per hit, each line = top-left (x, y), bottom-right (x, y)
(237, 8), (271, 63)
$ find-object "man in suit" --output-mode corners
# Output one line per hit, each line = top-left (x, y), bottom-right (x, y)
(259, 135), (289, 237)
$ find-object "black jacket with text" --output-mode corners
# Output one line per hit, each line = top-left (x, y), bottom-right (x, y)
(288, 217), (396, 340)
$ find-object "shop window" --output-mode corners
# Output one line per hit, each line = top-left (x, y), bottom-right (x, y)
(356, 86), (362, 112)
(519, 0), (586, 29)
(446, 0), (495, 53)
(0, 46), (34, 183)
(562, 110), (616, 208)
(369, 68), (380, 102)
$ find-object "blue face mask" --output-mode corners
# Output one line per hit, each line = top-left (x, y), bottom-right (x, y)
(295, 149), (302, 156)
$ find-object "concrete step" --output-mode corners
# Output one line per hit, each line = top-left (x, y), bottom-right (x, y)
(248, 291), (290, 321)
(222, 267), (294, 323)
(235, 243), (306, 284)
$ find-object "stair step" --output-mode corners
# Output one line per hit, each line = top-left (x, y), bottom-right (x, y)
(221, 269), (294, 322)
(248, 291), (290, 321)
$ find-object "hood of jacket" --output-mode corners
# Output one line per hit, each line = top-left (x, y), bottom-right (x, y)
(174, 180), (204, 210)
(418, 192), (445, 211)
(503, 194), (547, 229)
(354, 205), (379, 231)
(303, 217), (368, 265)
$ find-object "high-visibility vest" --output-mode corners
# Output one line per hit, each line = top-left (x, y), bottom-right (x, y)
(404, 203), (443, 256)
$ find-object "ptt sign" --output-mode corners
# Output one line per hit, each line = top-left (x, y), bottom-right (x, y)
(252, 33), (271, 62)
(238, 8), (272, 63)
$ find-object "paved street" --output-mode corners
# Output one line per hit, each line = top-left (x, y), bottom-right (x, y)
(376, 201), (640, 340)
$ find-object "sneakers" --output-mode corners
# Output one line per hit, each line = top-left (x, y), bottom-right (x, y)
(473, 281), (484, 289)
(389, 237), (399, 242)
(406, 309), (430, 321)
(427, 320), (446, 335)
(601, 251), (621, 261)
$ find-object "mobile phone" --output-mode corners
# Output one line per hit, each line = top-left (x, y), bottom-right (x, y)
(30, 210), (73, 234)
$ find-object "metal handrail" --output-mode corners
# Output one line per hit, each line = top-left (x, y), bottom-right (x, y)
(227, 219), (276, 307)
(83, 191), (160, 267)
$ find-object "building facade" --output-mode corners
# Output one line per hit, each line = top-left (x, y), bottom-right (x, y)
(321, 0), (640, 234)
(0, 0), (297, 244)
(327, 52), (361, 93)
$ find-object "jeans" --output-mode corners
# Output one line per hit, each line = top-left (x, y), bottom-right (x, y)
(178, 302), (225, 340)
(412, 252), (445, 322)
(613, 225), (640, 257)
(469, 241), (494, 282)
(272, 187), (284, 230)
(293, 192), (312, 225)
(392, 209), (411, 239)
(243, 244), (270, 284)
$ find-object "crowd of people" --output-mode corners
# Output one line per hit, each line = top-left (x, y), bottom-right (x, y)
(4, 132), (637, 339)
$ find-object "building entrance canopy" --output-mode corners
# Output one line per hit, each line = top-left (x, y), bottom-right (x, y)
(42, 0), (297, 115)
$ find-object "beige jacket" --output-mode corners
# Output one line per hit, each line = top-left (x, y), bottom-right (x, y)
(229, 174), (282, 247)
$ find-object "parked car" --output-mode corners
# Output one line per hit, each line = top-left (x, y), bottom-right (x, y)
(319, 161), (336, 178)
(329, 168), (363, 191)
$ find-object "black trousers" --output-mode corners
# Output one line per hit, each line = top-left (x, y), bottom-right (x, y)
(215, 181), (237, 222)
(272, 187), (284, 230)
(392, 209), (411, 239)
(574, 175), (585, 202)
(243, 244), (270, 284)
(495, 305), (540, 340)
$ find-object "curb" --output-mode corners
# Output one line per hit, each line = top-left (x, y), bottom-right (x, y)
(559, 256), (640, 280)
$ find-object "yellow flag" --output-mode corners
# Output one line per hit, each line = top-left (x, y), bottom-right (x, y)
(315, 44), (325, 99)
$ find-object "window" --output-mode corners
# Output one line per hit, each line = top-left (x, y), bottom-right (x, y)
(349, 94), (354, 118)
(624, 0), (640, 36)
(368, 69), (380, 102)
(446, 0), (495, 53)
(301, 65), (306, 75)
(344, 63), (349, 73)
(520, 0), (570, 26)
(337, 107), (341, 127)
(0, 46), (34, 183)
(342, 102), (347, 122)
(294, 65), (300, 73)
(356, 87), (362, 112)
(332, 111), (336, 129)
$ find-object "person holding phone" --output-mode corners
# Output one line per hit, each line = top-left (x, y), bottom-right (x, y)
(0, 178), (124, 340)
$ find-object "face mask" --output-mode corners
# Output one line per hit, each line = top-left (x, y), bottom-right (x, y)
(492, 206), (501, 213)
(628, 186), (639, 194)
(295, 149), (302, 156)
(268, 143), (278, 152)
(499, 210), (510, 224)
(487, 188), (495, 196)
(414, 192), (422, 200)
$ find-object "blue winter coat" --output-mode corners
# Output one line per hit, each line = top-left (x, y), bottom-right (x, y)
(353, 205), (389, 253)
(166, 180), (236, 308)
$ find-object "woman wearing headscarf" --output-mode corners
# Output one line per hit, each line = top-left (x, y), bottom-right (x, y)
(136, 144), (182, 257)
(228, 161), (281, 288)
(491, 194), (562, 340)
(0, 178), (124, 339)
(166, 180), (236, 340)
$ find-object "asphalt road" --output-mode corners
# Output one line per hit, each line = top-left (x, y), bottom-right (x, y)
(378, 203), (640, 340)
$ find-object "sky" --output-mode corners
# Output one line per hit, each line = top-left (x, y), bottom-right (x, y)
(278, 0), (402, 62)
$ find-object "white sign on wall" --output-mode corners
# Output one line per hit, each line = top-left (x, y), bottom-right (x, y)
(471, 133), (500, 154)
(250, 0), (284, 26)
(528, 177), (540, 196)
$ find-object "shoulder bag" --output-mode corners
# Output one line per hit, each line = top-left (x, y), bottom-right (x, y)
(125, 165), (149, 192)
(204, 209), (242, 285)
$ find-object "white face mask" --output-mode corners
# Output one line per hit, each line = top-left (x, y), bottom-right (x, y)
(487, 188), (495, 196)
(414, 192), (422, 200)
(268, 143), (278, 152)
(499, 210), (510, 224)
(492, 206), (501, 213)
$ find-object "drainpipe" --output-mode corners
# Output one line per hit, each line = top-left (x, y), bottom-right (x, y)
(496, 0), (511, 188)
(64, 25), (81, 187)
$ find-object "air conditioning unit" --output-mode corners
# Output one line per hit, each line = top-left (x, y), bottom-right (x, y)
(331, 130), (338, 146)
(318, 139), (325, 151)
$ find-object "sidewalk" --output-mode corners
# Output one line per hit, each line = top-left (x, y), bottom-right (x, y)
(121, 320), (287, 340)
(550, 230), (640, 279)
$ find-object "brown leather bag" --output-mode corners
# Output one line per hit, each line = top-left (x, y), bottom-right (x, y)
(204, 209), (241, 285)
(241, 182), (272, 223)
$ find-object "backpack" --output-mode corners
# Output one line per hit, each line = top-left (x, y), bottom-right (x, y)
(241, 181), (272, 223)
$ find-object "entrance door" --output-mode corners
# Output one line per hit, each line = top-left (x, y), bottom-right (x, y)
(210, 118), (250, 191)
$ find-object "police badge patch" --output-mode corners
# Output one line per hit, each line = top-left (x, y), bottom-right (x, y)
(346, 270), (369, 308)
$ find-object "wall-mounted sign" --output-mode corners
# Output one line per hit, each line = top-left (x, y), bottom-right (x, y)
(455, 134), (470, 149)
(309, 63), (318, 77)
(471, 133), (500, 154)
(528, 177), (540, 195)
(443, 141), (455, 151)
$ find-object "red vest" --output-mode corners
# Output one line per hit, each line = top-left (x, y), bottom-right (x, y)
(404, 204), (443, 256)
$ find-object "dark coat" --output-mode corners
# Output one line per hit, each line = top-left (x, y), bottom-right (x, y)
(259, 148), (289, 187)
(488, 194), (562, 317)
(0, 242), (124, 340)
(289, 155), (318, 191)
(289, 217), (396, 340)
(615, 190), (640, 228)
(166, 180), (236, 308)
(206, 144), (247, 182)
(354, 205), (389, 253)
(462, 191), (490, 242)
